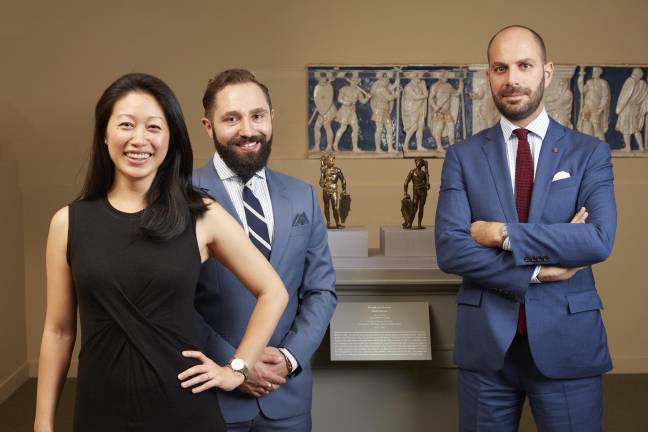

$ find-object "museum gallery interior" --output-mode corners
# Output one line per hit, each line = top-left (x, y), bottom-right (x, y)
(1, 1), (647, 431)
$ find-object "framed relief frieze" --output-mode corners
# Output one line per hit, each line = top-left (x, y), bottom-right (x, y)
(308, 66), (401, 158)
(307, 64), (648, 158)
(572, 65), (648, 155)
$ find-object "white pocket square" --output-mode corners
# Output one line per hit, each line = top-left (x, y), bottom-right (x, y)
(552, 171), (571, 182)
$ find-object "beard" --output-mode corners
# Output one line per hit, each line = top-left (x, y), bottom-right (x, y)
(212, 131), (272, 180)
(492, 77), (545, 121)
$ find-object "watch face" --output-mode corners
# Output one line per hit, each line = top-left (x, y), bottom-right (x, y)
(231, 358), (245, 370)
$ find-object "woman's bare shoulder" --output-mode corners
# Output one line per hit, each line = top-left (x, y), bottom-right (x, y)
(47, 206), (71, 252)
(200, 198), (226, 218)
(50, 206), (70, 232)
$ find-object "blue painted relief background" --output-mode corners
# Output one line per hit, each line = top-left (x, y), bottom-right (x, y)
(308, 65), (648, 157)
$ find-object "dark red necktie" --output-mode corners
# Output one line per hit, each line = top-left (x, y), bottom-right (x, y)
(513, 128), (533, 334)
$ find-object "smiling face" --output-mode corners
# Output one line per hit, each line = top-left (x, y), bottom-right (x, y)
(487, 26), (553, 125)
(105, 91), (169, 187)
(202, 82), (273, 179)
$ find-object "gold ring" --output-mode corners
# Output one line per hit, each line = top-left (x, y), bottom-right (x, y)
(266, 382), (273, 392)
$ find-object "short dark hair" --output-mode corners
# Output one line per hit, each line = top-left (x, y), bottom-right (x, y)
(79, 73), (208, 240)
(202, 68), (272, 117)
(487, 25), (547, 64)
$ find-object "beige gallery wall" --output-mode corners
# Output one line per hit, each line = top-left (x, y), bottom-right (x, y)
(0, 161), (28, 403)
(1, 0), (647, 378)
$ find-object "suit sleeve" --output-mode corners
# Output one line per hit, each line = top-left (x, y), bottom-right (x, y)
(435, 145), (534, 300)
(194, 309), (236, 366)
(506, 141), (616, 267)
(280, 186), (337, 375)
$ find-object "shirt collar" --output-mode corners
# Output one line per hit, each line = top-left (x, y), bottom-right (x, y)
(212, 151), (266, 183)
(499, 108), (549, 141)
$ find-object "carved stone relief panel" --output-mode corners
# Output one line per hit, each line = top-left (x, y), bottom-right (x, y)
(308, 65), (648, 158)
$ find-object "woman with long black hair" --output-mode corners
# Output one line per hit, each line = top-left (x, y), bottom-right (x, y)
(34, 73), (288, 432)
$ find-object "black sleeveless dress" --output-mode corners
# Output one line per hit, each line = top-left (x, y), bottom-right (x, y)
(67, 198), (225, 431)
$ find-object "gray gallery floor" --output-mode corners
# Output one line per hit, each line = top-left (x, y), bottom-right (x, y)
(2, 374), (647, 431)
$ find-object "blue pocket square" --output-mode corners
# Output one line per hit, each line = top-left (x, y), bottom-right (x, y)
(292, 212), (309, 227)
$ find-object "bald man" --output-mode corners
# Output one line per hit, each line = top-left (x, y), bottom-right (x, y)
(435, 25), (616, 431)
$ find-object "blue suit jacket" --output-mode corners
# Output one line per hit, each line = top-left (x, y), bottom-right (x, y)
(435, 119), (616, 379)
(193, 162), (337, 422)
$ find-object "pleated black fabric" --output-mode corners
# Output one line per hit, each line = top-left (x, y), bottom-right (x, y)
(67, 198), (225, 432)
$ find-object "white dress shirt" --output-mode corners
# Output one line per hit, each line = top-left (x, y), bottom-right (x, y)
(500, 109), (549, 190)
(212, 152), (299, 373)
(499, 109), (550, 283)
(212, 152), (275, 242)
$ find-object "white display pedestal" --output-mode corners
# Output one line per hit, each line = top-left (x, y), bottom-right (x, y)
(380, 225), (436, 257)
(327, 226), (369, 257)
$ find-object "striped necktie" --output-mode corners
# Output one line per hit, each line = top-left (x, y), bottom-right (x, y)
(242, 181), (271, 259)
(513, 128), (534, 334)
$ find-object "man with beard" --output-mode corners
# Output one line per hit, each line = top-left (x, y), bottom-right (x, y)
(191, 69), (337, 431)
(435, 26), (616, 431)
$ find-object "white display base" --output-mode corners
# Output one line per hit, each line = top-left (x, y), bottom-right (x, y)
(380, 225), (436, 257)
(327, 226), (369, 257)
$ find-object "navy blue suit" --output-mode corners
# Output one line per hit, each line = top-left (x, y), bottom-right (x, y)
(435, 118), (616, 430)
(193, 162), (337, 425)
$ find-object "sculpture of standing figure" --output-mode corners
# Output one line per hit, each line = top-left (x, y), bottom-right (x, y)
(312, 71), (337, 151)
(319, 154), (348, 229)
(402, 157), (430, 229)
(370, 71), (399, 152)
(401, 71), (428, 150)
(546, 78), (574, 128)
(471, 79), (499, 133)
(332, 71), (370, 152)
(427, 71), (460, 151)
(615, 68), (648, 151)
(577, 67), (611, 141)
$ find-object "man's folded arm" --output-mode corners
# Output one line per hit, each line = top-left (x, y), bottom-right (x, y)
(507, 141), (616, 267)
(435, 146), (534, 299)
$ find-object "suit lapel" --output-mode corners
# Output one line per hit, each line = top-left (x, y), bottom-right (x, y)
(200, 162), (244, 227)
(528, 120), (567, 222)
(266, 169), (292, 267)
(482, 125), (518, 223)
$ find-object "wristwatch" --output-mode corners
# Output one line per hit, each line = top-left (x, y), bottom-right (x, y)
(279, 349), (294, 375)
(501, 224), (509, 242)
(500, 224), (510, 250)
(226, 358), (249, 381)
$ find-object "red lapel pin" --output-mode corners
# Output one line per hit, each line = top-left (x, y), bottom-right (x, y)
(552, 147), (559, 153)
